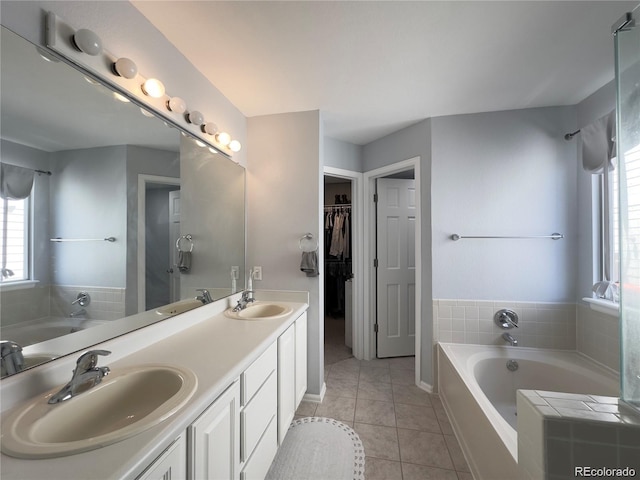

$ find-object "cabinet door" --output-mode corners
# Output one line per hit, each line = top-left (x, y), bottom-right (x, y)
(137, 434), (187, 480)
(277, 323), (296, 446)
(295, 312), (308, 408)
(189, 381), (240, 480)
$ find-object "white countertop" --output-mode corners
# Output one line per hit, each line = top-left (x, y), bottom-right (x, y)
(0, 291), (309, 479)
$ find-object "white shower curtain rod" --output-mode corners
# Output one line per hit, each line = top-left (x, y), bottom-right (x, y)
(450, 233), (564, 241)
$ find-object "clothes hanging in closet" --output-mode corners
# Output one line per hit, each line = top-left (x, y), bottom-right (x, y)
(324, 206), (352, 316)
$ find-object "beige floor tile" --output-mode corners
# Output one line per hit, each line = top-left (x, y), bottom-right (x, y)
(444, 434), (470, 472)
(360, 358), (391, 369)
(456, 471), (474, 480)
(388, 356), (416, 370)
(326, 376), (359, 398)
(397, 428), (454, 470)
(436, 413), (454, 435)
(295, 400), (318, 417)
(395, 404), (441, 433)
(328, 367), (360, 383)
(354, 423), (400, 461)
(392, 384), (433, 406)
(401, 463), (459, 480)
(355, 398), (396, 427)
(358, 381), (394, 402)
(390, 367), (415, 385)
(360, 366), (392, 384)
(364, 457), (402, 480)
(315, 395), (356, 423)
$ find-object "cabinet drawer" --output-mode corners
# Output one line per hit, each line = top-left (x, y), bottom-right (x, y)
(240, 416), (278, 480)
(241, 371), (277, 462)
(241, 342), (277, 406)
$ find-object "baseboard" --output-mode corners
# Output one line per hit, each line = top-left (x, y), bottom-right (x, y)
(418, 380), (433, 394)
(303, 381), (327, 403)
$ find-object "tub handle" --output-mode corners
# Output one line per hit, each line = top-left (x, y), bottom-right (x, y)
(494, 309), (519, 329)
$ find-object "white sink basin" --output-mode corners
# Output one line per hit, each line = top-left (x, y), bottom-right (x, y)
(1, 364), (197, 458)
(225, 302), (293, 320)
(155, 298), (203, 316)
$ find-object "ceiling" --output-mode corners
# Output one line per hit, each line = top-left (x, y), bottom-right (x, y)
(133, 1), (636, 146)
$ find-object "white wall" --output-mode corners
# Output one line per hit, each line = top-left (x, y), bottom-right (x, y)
(247, 111), (324, 396)
(324, 137), (363, 172)
(431, 107), (578, 302)
(50, 146), (127, 287)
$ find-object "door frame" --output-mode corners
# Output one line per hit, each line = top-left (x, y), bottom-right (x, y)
(323, 166), (364, 359)
(137, 174), (181, 313)
(363, 157), (421, 384)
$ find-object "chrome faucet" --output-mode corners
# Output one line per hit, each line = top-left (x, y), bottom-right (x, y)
(233, 290), (255, 312)
(1, 340), (25, 376)
(196, 289), (213, 304)
(70, 308), (87, 318)
(502, 332), (518, 347)
(48, 350), (111, 404)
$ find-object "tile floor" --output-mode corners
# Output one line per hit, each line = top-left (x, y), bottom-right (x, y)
(298, 323), (473, 480)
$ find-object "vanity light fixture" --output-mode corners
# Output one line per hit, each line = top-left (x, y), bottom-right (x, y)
(188, 110), (204, 126)
(203, 122), (218, 135)
(113, 58), (138, 79)
(216, 132), (231, 147)
(46, 12), (243, 159)
(141, 78), (165, 98)
(229, 140), (242, 153)
(72, 29), (103, 56)
(167, 97), (187, 114)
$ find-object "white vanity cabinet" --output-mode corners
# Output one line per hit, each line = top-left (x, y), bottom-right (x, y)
(277, 312), (308, 445)
(137, 434), (187, 480)
(188, 381), (241, 480)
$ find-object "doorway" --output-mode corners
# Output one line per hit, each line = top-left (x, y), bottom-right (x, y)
(137, 174), (180, 313)
(323, 175), (354, 366)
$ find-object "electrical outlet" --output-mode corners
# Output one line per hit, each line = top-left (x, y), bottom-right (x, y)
(231, 266), (239, 279)
(253, 266), (262, 281)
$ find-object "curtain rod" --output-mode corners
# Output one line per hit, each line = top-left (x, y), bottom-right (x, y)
(564, 129), (581, 140)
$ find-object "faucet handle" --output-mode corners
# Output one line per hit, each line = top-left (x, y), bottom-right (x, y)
(76, 350), (111, 372)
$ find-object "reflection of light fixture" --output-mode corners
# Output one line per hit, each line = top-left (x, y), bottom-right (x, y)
(195, 140), (206, 148)
(167, 97), (186, 114)
(113, 58), (138, 79)
(204, 122), (218, 135)
(113, 92), (130, 103)
(229, 140), (242, 152)
(72, 29), (103, 56)
(84, 76), (100, 85)
(188, 111), (204, 125)
(140, 107), (154, 118)
(36, 47), (60, 63)
(141, 78), (165, 98)
(216, 132), (231, 146)
(209, 147), (218, 154)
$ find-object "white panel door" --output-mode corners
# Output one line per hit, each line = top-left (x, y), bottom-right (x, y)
(376, 178), (416, 358)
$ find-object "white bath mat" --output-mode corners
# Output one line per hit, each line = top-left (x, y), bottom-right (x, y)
(266, 417), (365, 480)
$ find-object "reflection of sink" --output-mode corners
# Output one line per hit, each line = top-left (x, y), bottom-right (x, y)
(1, 364), (197, 458)
(225, 302), (293, 320)
(155, 298), (203, 316)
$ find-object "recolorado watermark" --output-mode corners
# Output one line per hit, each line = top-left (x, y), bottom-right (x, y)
(575, 466), (637, 477)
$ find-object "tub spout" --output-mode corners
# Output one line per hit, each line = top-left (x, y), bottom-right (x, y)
(502, 332), (518, 346)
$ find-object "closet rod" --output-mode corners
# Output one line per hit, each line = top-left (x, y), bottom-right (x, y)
(324, 204), (352, 208)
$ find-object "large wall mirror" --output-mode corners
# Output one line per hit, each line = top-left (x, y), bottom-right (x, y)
(0, 26), (246, 377)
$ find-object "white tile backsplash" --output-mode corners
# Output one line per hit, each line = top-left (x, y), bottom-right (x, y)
(434, 298), (576, 350)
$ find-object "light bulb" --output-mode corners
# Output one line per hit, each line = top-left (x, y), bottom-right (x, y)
(167, 97), (186, 114)
(216, 132), (231, 146)
(188, 111), (204, 125)
(229, 140), (242, 152)
(141, 78), (165, 98)
(72, 29), (102, 56)
(204, 122), (218, 135)
(113, 58), (138, 79)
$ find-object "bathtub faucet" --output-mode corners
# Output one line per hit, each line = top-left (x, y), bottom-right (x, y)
(70, 308), (87, 318)
(502, 332), (518, 346)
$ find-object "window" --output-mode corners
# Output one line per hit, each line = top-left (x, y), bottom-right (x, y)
(0, 196), (29, 283)
(619, 143), (640, 289)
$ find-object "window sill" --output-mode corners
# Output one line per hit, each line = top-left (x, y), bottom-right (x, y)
(582, 297), (619, 317)
(0, 280), (39, 292)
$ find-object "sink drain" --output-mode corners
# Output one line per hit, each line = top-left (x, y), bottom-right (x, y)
(506, 360), (519, 372)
